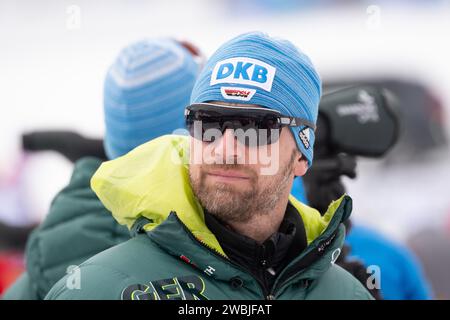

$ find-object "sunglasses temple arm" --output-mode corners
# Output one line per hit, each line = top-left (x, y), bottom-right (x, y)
(292, 118), (316, 131)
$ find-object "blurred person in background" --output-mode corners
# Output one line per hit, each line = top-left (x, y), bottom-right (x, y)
(45, 32), (373, 300)
(1, 38), (200, 299)
(292, 169), (432, 300)
(290, 80), (434, 300)
(291, 179), (382, 299)
(407, 210), (450, 299)
(346, 224), (432, 300)
(0, 155), (37, 295)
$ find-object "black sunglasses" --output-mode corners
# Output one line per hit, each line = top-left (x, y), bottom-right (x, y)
(185, 103), (316, 147)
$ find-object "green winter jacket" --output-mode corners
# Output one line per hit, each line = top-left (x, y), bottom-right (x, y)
(45, 135), (373, 300)
(2, 157), (130, 300)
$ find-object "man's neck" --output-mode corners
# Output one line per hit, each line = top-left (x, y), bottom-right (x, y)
(226, 198), (290, 244)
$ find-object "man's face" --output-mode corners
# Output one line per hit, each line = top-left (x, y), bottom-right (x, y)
(188, 102), (308, 223)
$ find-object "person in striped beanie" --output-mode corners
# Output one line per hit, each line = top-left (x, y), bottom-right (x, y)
(41, 32), (373, 301)
(189, 31), (321, 167)
(1, 38), (201, 300)
(104, 38), (201, 159)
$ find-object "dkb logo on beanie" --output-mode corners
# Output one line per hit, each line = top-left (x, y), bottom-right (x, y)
(210, 57), (276, 92)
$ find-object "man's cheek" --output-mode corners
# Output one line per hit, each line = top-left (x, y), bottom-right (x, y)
(189, 166), (204, 186)
(258, 143), (280, 176)
(190, 138), (204, 165)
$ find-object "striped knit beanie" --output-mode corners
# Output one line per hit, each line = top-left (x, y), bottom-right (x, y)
(190, 32), (321, 166)
(104, 38), (199, 159)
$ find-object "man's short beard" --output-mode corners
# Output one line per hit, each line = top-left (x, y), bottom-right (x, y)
(189, 151), (297, 224)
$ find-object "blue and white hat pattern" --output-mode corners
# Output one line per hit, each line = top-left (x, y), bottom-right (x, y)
(190, 32), (322, 167)
(104, 38), (199, 159)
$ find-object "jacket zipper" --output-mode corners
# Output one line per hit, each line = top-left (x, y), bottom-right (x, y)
(172, 213), (274, 300)
(267, 202), (346, 296)
(268, 229), (340, 296)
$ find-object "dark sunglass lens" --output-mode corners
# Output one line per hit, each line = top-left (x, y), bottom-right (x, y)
(186, 108), (284, 147)
(261, 115), (280, 129)
(186, 112), (223, 143)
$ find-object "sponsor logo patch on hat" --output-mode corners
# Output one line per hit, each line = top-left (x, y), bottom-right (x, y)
(299, 127), (311, 149)
(220, 87), (256, 101)
(210, 57), (276, 92)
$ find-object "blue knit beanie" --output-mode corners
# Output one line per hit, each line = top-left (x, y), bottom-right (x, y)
(104, 38), (199, 159)
(190, 32), (321, 167)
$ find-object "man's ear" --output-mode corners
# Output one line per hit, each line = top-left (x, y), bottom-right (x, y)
(293, 154), (308, 177)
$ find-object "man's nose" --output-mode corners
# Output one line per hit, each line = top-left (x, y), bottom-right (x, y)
(214, 128), (245, 163)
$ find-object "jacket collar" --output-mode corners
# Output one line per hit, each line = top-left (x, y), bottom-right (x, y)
(143, 194), (351, 294)
(203, 202), (307, 276)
